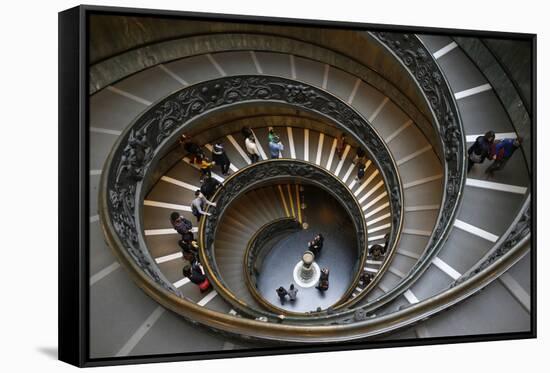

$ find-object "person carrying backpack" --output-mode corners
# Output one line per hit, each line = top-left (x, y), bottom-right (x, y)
(200, 176), (222, 200)
(211, 142), (231, 175)
(170, 212), (194, 241)
(467, 130), (495, 172)
(183, 262), (211, 293)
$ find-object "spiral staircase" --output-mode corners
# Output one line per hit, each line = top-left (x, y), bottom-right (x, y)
(88, 17), (532, 358)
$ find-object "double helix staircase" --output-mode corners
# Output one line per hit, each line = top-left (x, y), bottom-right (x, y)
(88, 27), (532, 357)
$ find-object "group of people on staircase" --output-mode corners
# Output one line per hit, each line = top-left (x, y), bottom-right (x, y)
(173, 129), (370, 300)
(162, 121), (521, 310)
(169, 182), (219, 293)
(169, 211), (212, 293)
(242, 126), (286, 161)
(467, 131), (523, 176)
(335, 132), (371, 181)
(180, 134), (232, 178)
(182, 128), (370, 178)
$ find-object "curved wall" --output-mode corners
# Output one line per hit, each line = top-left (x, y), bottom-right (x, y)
(89, 15), (439, 157)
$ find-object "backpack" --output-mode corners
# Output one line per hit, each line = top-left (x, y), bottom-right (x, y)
(181, 231), (194, 243)
(181, 218), (192, 231)
(174, 217), (193, 235)
(199, 278), (211, 292)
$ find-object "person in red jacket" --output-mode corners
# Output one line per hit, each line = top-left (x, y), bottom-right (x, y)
(485, 136), (523, 176)
(183, 262), (211, 292)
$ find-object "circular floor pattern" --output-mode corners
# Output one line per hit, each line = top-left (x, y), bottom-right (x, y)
(256, 185), (358, 312)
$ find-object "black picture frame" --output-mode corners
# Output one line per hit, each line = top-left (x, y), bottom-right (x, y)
(59, 4), (536, 367)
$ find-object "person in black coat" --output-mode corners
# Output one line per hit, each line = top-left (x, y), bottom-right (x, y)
(316, 268), (330, 291)
(467, 131), (495, 172)
(241, 126), (253, 140)
(170, 212), (194, 241)
(179, 239), (199, 264)
(180, 134), (204, 163)
(211, 142), (231, 175)
(369, 244), (385, 260)
(308, 234), (324, 257)
(276, 286), (288, 304)
(200, 176), (222, 200)
(353, 147), (366, 165)
(183, 262), (206, 285)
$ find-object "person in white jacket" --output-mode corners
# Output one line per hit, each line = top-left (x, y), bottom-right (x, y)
(245, 135), (260, 163)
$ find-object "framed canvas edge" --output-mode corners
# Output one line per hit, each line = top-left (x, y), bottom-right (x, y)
(57, 4), (537, 368)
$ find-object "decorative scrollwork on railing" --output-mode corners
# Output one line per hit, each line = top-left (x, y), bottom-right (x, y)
(346, 32), (467, 310)
(103, 75), (403, 300)
(199, 159), (368, 315)
(98, 39), (531, 341)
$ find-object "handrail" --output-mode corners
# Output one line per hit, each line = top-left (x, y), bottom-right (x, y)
(198, 159), (369, 317)
(243, 218), (302, 315)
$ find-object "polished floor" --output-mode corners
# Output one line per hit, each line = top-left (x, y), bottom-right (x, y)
(257, 185), (358, 312)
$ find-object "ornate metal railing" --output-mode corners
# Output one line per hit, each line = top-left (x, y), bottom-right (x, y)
(199, 159), (369, 316)
(334, 32), (467, 311)
(243, 218), (302, 315)
(95, 33), (533, 340)
(99, 74), (405, 308)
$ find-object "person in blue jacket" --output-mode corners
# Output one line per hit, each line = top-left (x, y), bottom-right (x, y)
(485, 137), (523, 176)
(269, 135), (284, 159)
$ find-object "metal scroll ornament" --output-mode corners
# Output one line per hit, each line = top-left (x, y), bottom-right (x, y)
(371, 31), (463, 211)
